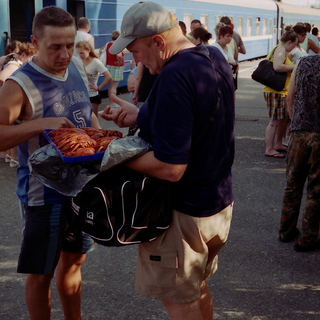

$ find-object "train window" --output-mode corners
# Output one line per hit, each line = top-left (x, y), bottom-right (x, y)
(184, 13), (194, 33)
(263, 18), (267, 35)
(269, 18), (273, 35)
(200, 14), (209, 30)
(247, 18), (252, 36)
(238, 17), (243, 36)
(256, 17), (261, 36)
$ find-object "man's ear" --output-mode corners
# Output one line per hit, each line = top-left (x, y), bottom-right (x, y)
(152, 35), (165, 51)
(30, 35), (39, 50)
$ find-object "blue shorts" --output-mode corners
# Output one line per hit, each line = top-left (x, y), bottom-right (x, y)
(17, 201), (94, 275)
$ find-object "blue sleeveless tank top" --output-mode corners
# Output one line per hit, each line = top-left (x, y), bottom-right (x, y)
(10, 58), (92, 206)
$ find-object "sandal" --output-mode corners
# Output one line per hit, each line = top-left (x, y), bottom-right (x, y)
(5, 154), (12, 163)
(10, 159), (19, 168)
(265, 152), (285, 158)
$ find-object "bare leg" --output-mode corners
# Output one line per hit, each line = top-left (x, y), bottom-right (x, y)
(56, 251), (86, 320)
(91, 102), (99, 117)
(108, 81), (120, 107)
(9, 146), (19, 167)
(10, 146), (18, 161)
(25, 272), (54, 320)
(163, 281), (213, 320)
(163, 298), (203, 320)
(265, 119), (285, 157)
(199, 281), (213, 320)
(0, 151), (8, 159)
(265, 119), (279, 155)
(274, 118), (288, 150)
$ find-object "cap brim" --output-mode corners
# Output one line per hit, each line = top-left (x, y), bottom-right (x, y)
(108, 35), (136, 54)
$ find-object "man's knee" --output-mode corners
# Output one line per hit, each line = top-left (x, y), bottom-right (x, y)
(163, 298), (202, 320)
(27, 272), (54, 287)
(59, 252), (86, 269)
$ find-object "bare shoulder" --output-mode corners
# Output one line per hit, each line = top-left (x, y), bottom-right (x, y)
(274, 46), (286, 59)
(275, 46), (286, 54)
(0, 79), (32, 123)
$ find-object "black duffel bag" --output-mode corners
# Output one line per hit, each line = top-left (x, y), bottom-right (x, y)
(70, 165), (171, 246)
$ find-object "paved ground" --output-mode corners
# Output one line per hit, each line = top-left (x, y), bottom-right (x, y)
(0, 60), (319, 319)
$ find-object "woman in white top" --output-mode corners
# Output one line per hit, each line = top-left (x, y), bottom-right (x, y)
(76, 41), (112, 116)
(213, 25), (238, 91)
(213, 25), (236, 67)
(288, 25), (308, 64)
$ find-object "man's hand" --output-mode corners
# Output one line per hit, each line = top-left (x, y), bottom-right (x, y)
(36, 117), (75, 131)
(100, 94), (139, 128)
(0, 117), (75, 152)
(132, 93), (139, 106)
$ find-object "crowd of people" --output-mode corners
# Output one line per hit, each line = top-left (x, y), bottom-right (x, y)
(266, 22), (320, 253)
(0, 41), (38, 168)
(263, 22), (320, 158)
(0, 2), (319, 320)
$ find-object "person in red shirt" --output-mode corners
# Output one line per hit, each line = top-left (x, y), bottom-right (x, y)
(106, 30), (124, 107)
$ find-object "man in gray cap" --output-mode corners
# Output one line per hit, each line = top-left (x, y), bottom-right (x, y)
(101, 2), (235, 319)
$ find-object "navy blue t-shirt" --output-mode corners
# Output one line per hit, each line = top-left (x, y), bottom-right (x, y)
(137, 44), (235, 217)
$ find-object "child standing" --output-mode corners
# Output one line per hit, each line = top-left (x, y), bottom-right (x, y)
(76, 41), (112, 116)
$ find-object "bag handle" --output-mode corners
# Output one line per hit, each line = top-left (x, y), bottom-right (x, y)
(268, 45), (279, 61)
(267, 45), (286, 64)
(190, 52), (221, 155)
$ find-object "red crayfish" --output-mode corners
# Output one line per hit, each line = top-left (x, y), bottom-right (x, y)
(47, 127), (123, 157)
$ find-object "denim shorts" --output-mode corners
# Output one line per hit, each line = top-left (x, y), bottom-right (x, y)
(17, 201), (94, 275)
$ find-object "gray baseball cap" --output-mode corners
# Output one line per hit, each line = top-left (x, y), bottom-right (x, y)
(109, 1), (179, 54)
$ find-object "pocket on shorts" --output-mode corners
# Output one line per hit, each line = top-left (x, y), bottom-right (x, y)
(138, 244), (177, 288)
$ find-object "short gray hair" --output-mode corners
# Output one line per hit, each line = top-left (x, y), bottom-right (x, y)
(214, 22), (226, 39)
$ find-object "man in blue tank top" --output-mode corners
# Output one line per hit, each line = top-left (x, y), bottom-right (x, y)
(101, 2), (235, 319)
(0, 6), (100, 320)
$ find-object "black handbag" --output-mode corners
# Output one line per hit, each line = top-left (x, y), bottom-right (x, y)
(251, 46), (288, 91)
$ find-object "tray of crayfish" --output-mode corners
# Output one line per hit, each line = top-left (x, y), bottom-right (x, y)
(44, 127), (123, 163)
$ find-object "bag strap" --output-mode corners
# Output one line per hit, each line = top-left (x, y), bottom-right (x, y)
(268, 45), (279, 61)
(190, 52), (221, 155)
(190, 87), (221, 154)
(268, 45), (286, 64)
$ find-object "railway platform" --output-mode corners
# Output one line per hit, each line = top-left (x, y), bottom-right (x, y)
(0, 59), (319, 320)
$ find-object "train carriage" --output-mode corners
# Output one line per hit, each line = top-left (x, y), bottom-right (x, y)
(1, 0), (320, 91)
(277, 2), (320, 30)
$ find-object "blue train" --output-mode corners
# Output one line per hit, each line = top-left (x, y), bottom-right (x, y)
(1, 0), (320, 90)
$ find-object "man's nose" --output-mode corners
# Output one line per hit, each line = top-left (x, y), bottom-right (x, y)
(60, 47), (70, 59)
